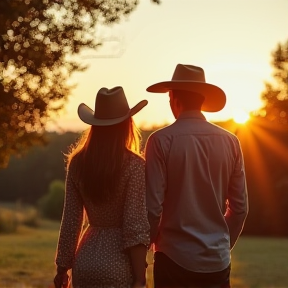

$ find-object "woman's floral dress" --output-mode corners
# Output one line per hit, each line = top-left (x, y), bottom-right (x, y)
(55, 151), (150, 288)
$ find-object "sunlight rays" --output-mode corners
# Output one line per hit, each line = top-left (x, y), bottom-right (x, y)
(236, 118), (288, 234)
(238, 125), (272, 197)
(249, 121), (288, 163)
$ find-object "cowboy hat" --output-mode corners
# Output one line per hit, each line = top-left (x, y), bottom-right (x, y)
(146, 64), (226, 112)
(78, 86), (148, 126)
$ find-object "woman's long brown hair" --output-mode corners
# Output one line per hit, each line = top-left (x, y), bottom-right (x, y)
(66, 117), (141, 204)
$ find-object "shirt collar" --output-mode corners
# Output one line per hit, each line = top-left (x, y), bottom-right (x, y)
(177, 110), (206, 121)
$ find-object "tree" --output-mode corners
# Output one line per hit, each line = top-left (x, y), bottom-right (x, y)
(259, 40), (288, 124)
(0, 0), (159, 168)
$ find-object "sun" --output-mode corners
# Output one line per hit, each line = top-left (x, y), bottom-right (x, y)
(233, 110), (250, 124)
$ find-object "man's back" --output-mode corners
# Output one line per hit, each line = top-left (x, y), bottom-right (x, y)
(145, 110), (248, 273)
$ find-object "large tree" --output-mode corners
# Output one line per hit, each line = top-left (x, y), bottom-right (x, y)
(259, 40), (288, 124)
(0, 0), (158, 168)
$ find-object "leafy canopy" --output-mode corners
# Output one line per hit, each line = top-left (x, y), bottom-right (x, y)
(0, 0), (159, 168)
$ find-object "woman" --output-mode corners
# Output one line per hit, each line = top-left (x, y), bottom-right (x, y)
(54, 86), (150, 288)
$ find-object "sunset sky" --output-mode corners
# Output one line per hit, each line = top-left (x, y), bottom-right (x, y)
(47, 0), (288, 132)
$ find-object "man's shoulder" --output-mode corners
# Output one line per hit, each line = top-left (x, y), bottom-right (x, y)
(144, 125), (175, 150)
(149, 123), (175, 138)
(209, 122), (238, 138)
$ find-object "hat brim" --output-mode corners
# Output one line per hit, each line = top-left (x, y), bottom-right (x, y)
(78, 100), (148, 126)
(147, 81), (226, 112)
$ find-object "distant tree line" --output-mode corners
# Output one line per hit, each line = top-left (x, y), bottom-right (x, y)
(0, 131), (79, 203)
(0, 121), (288, 236)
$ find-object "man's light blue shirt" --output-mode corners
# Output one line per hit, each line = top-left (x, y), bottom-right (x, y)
(145, 110), (248, 272)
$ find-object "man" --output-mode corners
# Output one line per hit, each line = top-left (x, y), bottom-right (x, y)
(145, 64), (248, 288)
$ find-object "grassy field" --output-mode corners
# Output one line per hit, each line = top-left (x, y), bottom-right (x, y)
(0, 220), (60, 288)
(0, 221), (288, 288)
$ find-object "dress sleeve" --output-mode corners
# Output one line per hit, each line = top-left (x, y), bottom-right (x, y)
(55, 160), (84, 269)
(122, 156), (150, 250)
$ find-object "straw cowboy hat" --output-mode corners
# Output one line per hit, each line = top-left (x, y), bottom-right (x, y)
(146, 64), (226, 112)
(78, 86), (148, 126)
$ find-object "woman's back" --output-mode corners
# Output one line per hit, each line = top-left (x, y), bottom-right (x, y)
(74, 150), (143, 227)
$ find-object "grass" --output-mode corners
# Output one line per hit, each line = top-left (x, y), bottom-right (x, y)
(230, 236), (288, 288)
(0, 220), (60, 288)
(0, 220), (288, 288)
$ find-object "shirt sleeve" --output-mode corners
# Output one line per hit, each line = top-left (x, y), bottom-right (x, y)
(225, 138), (249, 249)
(122, 156), (150, 250)
(55, 161), (84, 269)
(144, 134), (167, 245)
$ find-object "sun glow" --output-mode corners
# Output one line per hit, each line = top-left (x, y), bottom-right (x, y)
(233, 110), (250, 124)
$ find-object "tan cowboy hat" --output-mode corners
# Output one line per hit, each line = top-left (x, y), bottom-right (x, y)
(146, 64), (226, 112)
(78, 86), (148, 126)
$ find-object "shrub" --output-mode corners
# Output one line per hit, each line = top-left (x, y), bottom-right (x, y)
(21, 206), (40, 227)
(0, 208), (18, 233)
(38, 180), (65, 221)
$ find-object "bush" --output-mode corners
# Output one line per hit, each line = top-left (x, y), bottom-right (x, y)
(20, 206), (40, 227)
(38, 180), (65, 221)
(0, 208), (18, 233)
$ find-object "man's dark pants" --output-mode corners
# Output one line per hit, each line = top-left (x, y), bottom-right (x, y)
(153, 252), (231, 288)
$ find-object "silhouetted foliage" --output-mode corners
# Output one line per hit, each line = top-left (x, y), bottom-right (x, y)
(0, 0), (159, 168)
(259, 40), (288, 124)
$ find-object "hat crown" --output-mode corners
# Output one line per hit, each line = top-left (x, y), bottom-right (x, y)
(172, 64), (206, 82)
(94, 86), (129, 119)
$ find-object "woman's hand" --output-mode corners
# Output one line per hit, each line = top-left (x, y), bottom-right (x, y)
(53, 271), (69, 288)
